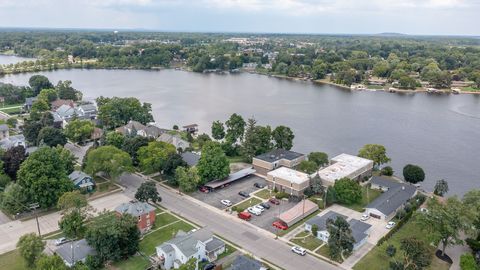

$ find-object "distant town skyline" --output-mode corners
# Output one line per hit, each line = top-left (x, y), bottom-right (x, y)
(0, 0), (479, 35)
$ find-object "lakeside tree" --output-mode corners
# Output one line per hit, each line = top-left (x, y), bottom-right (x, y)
(358, 144), (391, 168)
(197, 141), (229, 184)
(16, 233), (45, 267)
(241, 118), (272, 162)
(137, 141), (176, 174)
(333, 178), (362, 205)
(327, 216), (355, 261)
(37, 126), (67, 147)
(175, 166), (201, 192)
(56, 80), (80, 101)
(64, 119), (95, 145)
(211, 120), (225, 140)
(84, 146), (133, 180)
(298, 160), (318, 174)
(37, 88), (57, 103)
(96, 96), (153, 128)
(308, 152), (329, 168)
(1, 145), (27, 179)
(225, 113), (246, 143)
(30, 99), (50, 120)
(271, 125), (294, 150)
(381, 166), (394, 176)
(433, 179), (449, 197)
(403, 164), (425, 184)
(29, 75), (53, 96)
(135, 181), (161, 203)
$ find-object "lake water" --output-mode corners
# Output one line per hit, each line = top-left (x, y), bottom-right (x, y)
(0, 55), (36, 66)
(1, 68), (479, 196)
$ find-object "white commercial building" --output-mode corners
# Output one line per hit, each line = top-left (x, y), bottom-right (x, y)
(317, 153), (374, 186)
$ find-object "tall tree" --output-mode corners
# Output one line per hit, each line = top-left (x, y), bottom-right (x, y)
(64, 119), (94, 145)
(56, 80), (80, 101)
(37, 127), (67, 147)
(104, 131), (125, 149)
(96, 96), (153, 128)
(358, 144), (391, 168)
(403, 164), (425, 184)
(175, 166), (201, 192)
(36, 255), (68, 270)
(271, 125), (295, 150)
(308, 152), (329, 168)
(163, 153), (188, 176)
(23, 121), (44, 144)
(0, 183), (28, 215)
(84, 146), (133, 180)
(397, 237), (431, 270)
(2, 145), (27, 179)
(225, 113), (246, 143)
(211, 120), (225, 140)
(333, 178), (362, 205)
(197, 141), (229, 184)
(37, 88), (57, 103)
(135, 181), (161, 203)
(327, 216), (355, 261)
(29, 75), (53, 96)
(433, 179), (449, 197)
(137, 141), (176, 174)
(241, 118), (272, 162)
(121, 136), (150, 166)
(16, 233), (45, 267)
(298, 160), (318, 174)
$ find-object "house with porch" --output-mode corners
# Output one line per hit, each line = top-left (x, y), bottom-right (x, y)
(68, 171), (95, 192)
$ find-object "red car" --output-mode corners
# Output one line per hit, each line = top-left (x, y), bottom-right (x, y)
(272, 220), (288, 230)
(238, 212), (252, 221)
(199, 186), (209, 193)
(269, 198), (280, 205)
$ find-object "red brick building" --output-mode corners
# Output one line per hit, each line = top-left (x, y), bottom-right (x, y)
(115, 201), (156, 233)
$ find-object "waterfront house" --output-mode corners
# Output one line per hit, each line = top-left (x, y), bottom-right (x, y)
(68, 171), (95, 192)
(116, 120), (167, 138)
(252, 149), (306, 176)
(51, 99), (74, 110)
(115, 201), (156, 233)
(182, 124), (198, 134)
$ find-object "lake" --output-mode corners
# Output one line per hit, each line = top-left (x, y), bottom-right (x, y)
(1, 68), (479, 196)
(0, 55), (36, 66)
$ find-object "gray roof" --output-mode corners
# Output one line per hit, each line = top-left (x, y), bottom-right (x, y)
(181, 152), (200, 167)
(205, 236), (225, 252)
(305, 211), (347, 231)
(55, 239), (95, 265)
(0, 124), (8, 131)
(158, 228), (216, 257)
(0, 134), (25, 150)
(157, 133), (190, 149)
(367, 176), (417, 216)
(55, 104), (76, 118)
(25, 97), (37, 106)
(348, 219), (372, 243)
(158, 243), (174, 253)
(68, 171), (94, 186)
(78, 104), (97, 112)
(228, 255), (265, 270)
(254, 149), (304, 163)
(115, 201), (156, 217)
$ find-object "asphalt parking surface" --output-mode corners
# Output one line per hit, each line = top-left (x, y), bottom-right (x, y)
(249, 199), (297, 233)
(191, 175), (266, 209)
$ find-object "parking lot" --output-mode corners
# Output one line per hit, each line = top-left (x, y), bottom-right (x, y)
(248, 199), (297, 233)
(191, 175), (266, 209)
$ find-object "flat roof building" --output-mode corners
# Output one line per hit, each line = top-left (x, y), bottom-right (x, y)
(252, 149), (306, 176)
(266, 167), (311, 196)
(318, 154), (374, 185)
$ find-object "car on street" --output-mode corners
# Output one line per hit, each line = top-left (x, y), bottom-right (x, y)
(260, 202), (271, 209)
(203, 263), (216, 270)
(238, 191), (250, 198)
(238, 211), (252, 221)
(269, 198), (280, 205)
(291, 246), (306, 256)
(272, 220), (288, 230)
(247, 207), (262, 216)
(361, 214), (370, 221)
(220, 199), (232, 207)
(253, 205), (265, 212)
(55, 237), (69, 246)
(386, 221), (396, 229)
(199, 186), (209, 193)
(254, 183), (265, 188)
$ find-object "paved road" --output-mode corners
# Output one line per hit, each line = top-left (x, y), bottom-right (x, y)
(118, 174), (340, 270)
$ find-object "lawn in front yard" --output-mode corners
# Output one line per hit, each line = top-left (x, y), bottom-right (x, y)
(340, 187), (382, 212)
(353, 214), (451, 270)
(139, 221), (195, 255)
(112, 255), (151, 270)
(291, 235), (323, 251)
(316, 245), (344, 263)
(154, 212), (178, 227)
(0, 250), (27, 270)
(233, 197), (262, 212)
(254, 189), (275, 200)
(277, 209), (321, 236)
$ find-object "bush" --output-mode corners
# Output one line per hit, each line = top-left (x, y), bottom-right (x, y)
(303, 187), (315, 197)
(403, 164), (425, 184)
(396, 209), (407, 219)
(85, 254), (104, 270)
(460, 253), (478, 270)
(275, 192), (289, 200)
(381, 166), (394, 176)
(404, 202), (413, 213)
(386, 245), (396, 257)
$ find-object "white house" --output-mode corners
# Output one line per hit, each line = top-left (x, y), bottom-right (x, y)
(156, 228), (225, 270)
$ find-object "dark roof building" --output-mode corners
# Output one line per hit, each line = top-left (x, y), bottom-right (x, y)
(228, 255), (267, 270)
(55, 239), (95, 267)
(348, 219), (372, 244)
(181, 151), (200, 167)
(255, 149), (304, 163)
(115, 201), (156, 217)
(305, 211), (347, 231)
(252, 149), (306, 176)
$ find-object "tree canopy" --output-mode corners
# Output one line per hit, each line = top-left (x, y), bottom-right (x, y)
(84, 146), (133, 179)
(327, 216), (355, 261)
(403, 164), (425, 184)
(333, 178), (362, 205)
(135, 181), (161, 203)
(96, 96), (153, 129)
(64, 119), (95, 144)
(271, 125), (295, 150)
(29, 75), (53, 96)
(137, 141), (176, 174)
(358, 144), (390, 168)
(16, 233), (45, 267)
(197, 141), (229, 184)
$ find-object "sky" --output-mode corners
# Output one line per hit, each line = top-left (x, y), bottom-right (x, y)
(0, 0), (479, 35)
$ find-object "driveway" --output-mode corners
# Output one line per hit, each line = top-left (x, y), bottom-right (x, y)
(0, 210), (11, 225)
(65, 142), (92, 162)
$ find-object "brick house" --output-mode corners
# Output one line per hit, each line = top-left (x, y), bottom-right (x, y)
(115, 201), (156, 233)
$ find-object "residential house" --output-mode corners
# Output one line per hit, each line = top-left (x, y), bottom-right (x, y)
(51, 99), (74, 110)
(51, 103), (98, 128)
(116, 120), (167, 138)
(68, 171), (95, 192)
(317, 154), (374, 186)
(182, 124), (198, 134)
(0, 134), (26, 150)
(115, 201), (156, 233)
(0, 124), (9, 139)
(156, 228), (225, 270)
(266, 167), (311, 196)
(157, 133), (190, 151)
(90, 127), (103, 141)
(181, 151), (201, 167)
(252, 149), (306, 176)
(24, 97), (37, 111)
(77, 103), (98, 119)
(228, 255), (268, 270)
(55, 239), (96, 267)
(365, 176), (417, 220)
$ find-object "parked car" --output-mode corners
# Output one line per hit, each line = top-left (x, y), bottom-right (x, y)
(260, 202), (271, 209)
(199, 186), (209, 193)
(238, 191), (250, 198)
(253, 205), (265, 212)
(55, 237), (69, 246)
(291, 246), (306, 256)
(247, 207), (262, 216)
(238, 211), (252, 221)
(204, 263), (216, 270)
(254, 183), (265, 188)
(221, 199), (232, 207)
(386, 221), (396, 229)
(272, 220), (288, 230)
(269, 198), (280, 205)
(361, 214), (370, 221)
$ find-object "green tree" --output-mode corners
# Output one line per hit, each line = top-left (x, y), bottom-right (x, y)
(211, 120), (225, 140)
(59, 210), (87, 240)
(121, 136), (150, 166)
(96, 96), (153, 128)
(225, 113), (246, 143)
(37, 88), (57, 103)
(418, 197), (469, 256)
(433, 179), (449, 197)
(327, 216), (355, 261)
(310, 174), (324, 195)
(308, 152), (329, 168)
(23, 121), (44, 144)
(36, 254), (68, 270)
(105, 132), (125, 149)
(398, 76), (418, 89)
(0, 183), (28, 214)
(397, 237), (431, 269)
(135, 181), (161, 203)
(381, 166), (394, 176)
(85, 212), (140, 262)
(84, 146), (133, 179)
(358, 144), (390, 168)
(175, 166), (201, 192)
(403, 164), (425, 184)
(460, 253), (478, 270)
(326, 186), (337, 206)
(16, 233), (45, 267)
(64, 119), (94, 144)
(37, 127), (67, 147)
(17, 147), (75, 208)
(178, 258), (197, 270)
(137, 141), (176, 174)
(241, 118), (272, 162)
(57, 190), (88, 211)
(271, 125), (294, 150)
(298, 160), (318, 174)
(29, 75), (53, 96)
(30, 99), (50, 119)
(163, 153), (188, 176)
(333, 178), (362, 205)
(1, 145), (27, 179)
(197, 141), (229, 184)
(56, 80), (80, 101)
(311, 224), (319, 237)
(386, 245), (397, 257)
(311, 60), (328, 80)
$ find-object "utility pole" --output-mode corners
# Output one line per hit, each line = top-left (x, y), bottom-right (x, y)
(29, 203), (41, 237)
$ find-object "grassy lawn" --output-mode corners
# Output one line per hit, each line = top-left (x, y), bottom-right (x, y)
(278, 209), (321, 237)
(139, 221), (194, 255)
(112, 255), (151, 270)
(227, 156), (246, 163)
(254, 189), (274, 200)
(154, 208), (164, 214)
(353, 214), (450, 270)
(316, 245), (344, 263)
(154, 212), (178, 227)
(0, 107), (22, 114)
(340, 187), (382, 212)
(308, 196), (325, 209)
(217, 243), (237, 261)
(291, 235), (323, 251)
(0, 250), (27, 270)
(233, 197), (262, 212)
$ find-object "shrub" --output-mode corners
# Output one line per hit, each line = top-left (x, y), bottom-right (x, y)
(403, 164), (425, 184)
(381, 166), (394, 176)
(396, 209), (407, 219)
(275, 192), (289, 200)
(460, 253), (478, 270)
(386, 245), (396, 257)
